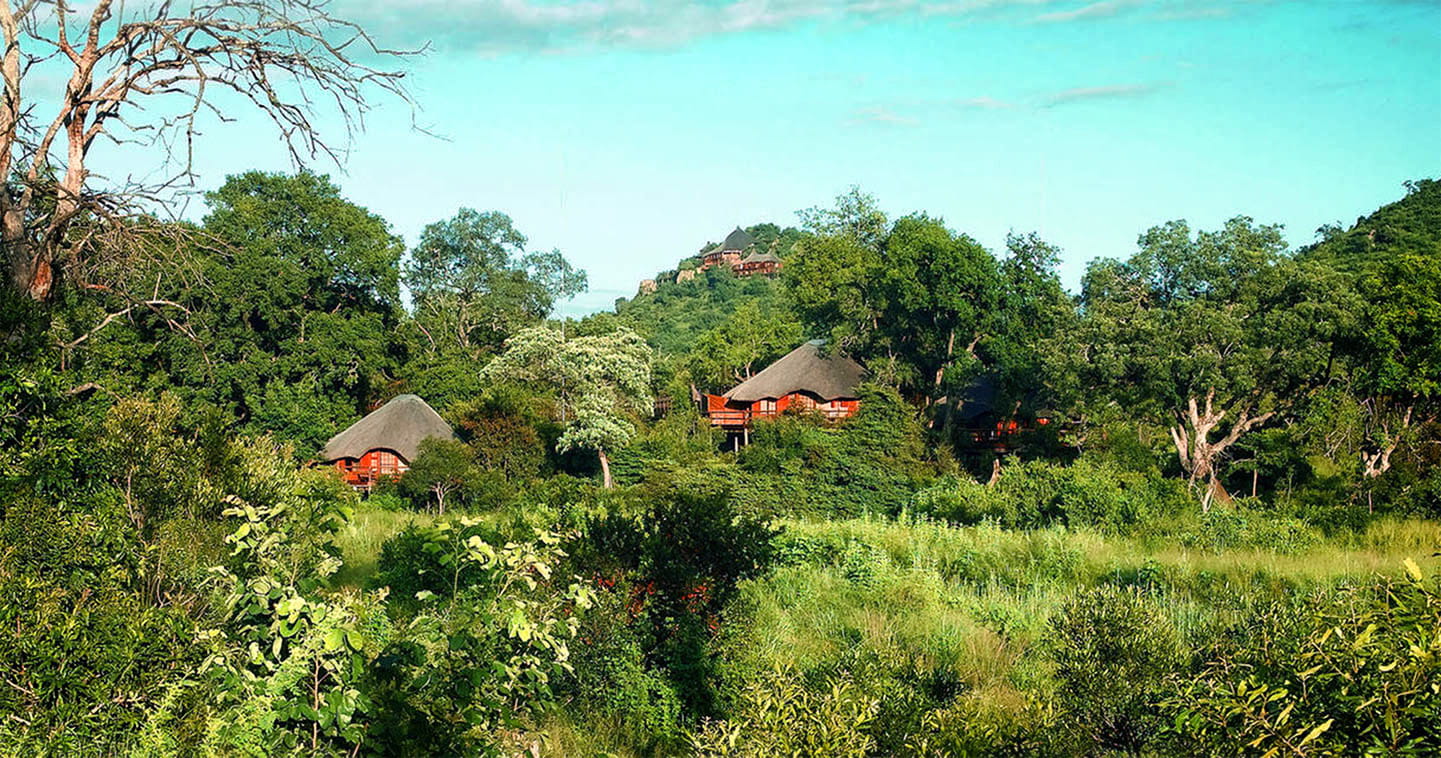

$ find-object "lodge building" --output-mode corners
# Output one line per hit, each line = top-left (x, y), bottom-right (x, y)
(317, 394), (458, 492)
(700, 340), (864, 446)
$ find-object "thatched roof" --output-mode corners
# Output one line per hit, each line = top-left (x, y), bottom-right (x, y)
(741, 250), (781, 264)
(724, 340), (865, 402)
(953, 374), (1000, 421)
(706, 227), (756, 255)
(319, 394), (458, 462)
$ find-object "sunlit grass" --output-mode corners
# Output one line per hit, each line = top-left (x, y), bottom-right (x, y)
(330, 503), (435, 589)
(727, 513), (1441, 697)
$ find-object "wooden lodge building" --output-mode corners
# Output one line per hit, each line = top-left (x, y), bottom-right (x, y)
(318, 394), (458, 491)
(944, 374), (1057, 454)
(700, 227), (755, 270)
(701, 340), (864, 446)
(735, 249), (782, 276)
(698, 227), (783, 278)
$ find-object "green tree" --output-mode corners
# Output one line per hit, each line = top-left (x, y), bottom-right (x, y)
(1049, 218), (1350, 508)
(399, 438), (475, 514)
(404, 209), (587, 355)
(797, 185), (890, 252)
(878, 214), (1000, 398)
(986, 232), (1075, 419)
(1304, 180), (1441, 488)
(787, 210), (1001, 405)
(63, 172), (408, 452)
(686, 300), (805, 392)
(482, 325), (652, 487)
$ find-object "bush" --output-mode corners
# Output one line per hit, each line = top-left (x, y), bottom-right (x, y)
(690, 666), (880, 758)
(906, 686), (1059, 757)
(563, 591), (684, 749)
(567, 483), (780, 715)
(1046, 585), (1181, 753)
(911, 459), (1191, 532)
(364, 492), (408, 512)
(734, 384), (941, 518)
(1164, 562), (1441, 755)
(1177, 503), (1321, 553)
(369, 519), (502, 608)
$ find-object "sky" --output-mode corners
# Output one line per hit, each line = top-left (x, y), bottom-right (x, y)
(96, 0), (1441, 316)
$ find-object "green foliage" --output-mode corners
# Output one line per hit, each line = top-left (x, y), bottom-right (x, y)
(619, 266), (798, 357)
(482, 324), (652, 485)
(691, 666), (881, 758)
(564, 590), (684, 749)
(450, 385), (550, 480)
(403, 208), (586, 356)
(570, 483), (780, 714)
(1177, 504), (1322, 554)
(363, 523), (592, 756)
(736, 384), (939, 518)
(1047, 585), (1182, 753)
(1166, 561), (1441, 755)
(686, 300), (805, 393)
(0, 498), (209, 755)
(369, 518), (501, 608)
(911, 458), (1192, 532)
(396, 438), (477, 514)
(201, 447), (377, 756)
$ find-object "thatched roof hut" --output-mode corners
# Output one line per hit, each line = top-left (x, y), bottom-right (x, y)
(724, 340), (865, 403)
(706, 227), (756, 255)
(320, 394), (457, 464)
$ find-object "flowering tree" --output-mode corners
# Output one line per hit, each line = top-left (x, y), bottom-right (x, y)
(483, 325), (651, 487)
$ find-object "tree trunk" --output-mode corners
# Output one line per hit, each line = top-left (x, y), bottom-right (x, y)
(598, 448), (613, 489)
(1168, 389), (1273, 512)
(1361, 403), (1415, 480)
(986, 458), (1002, 488)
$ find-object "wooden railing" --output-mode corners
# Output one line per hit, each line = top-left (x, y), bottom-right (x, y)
(708, 408), (750, 427)
(707, 405), (854, 427)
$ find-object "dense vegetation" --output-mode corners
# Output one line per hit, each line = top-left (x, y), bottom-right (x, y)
(2, 175), (1439, 756)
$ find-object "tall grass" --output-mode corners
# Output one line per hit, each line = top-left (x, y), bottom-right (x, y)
(330, 503), (435, 589)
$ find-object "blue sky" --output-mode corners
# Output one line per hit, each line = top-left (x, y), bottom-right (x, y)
(98, 0), (1440, 315)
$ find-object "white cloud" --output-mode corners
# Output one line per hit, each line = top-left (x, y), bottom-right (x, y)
(1034, 0), (1146, 23)
(956, 95), (1021, 109)
(1040, 81), (1171, 106)
(849, 105), (920, 125)
(349, 0), (1077, 54)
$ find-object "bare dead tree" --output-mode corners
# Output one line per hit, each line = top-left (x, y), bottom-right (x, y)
(1169, 388), (1275, 512)
(0, 0), (416, 306)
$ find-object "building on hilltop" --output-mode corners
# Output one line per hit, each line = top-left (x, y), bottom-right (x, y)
(699, 227), (756, 270)
(316, 394), (458, 492)
(699, 340), (864, 447)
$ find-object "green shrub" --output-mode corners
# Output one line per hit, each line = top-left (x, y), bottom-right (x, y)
(1164, 561), (1441, 756)
(1046, 585), (1181, 753)
(369, 519), (502, 608)
(690, 666), (880, 758)
(564, 591), (684, 748)
(1178, 504), (1321, 553)
(365, 492), (408, 512)
(910, 460), (1192, 532)
(906, 686), (1059, 757)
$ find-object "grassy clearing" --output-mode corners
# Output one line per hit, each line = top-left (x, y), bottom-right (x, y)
(331, 503), (435, 589)
(724, 514), (1441, 708)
